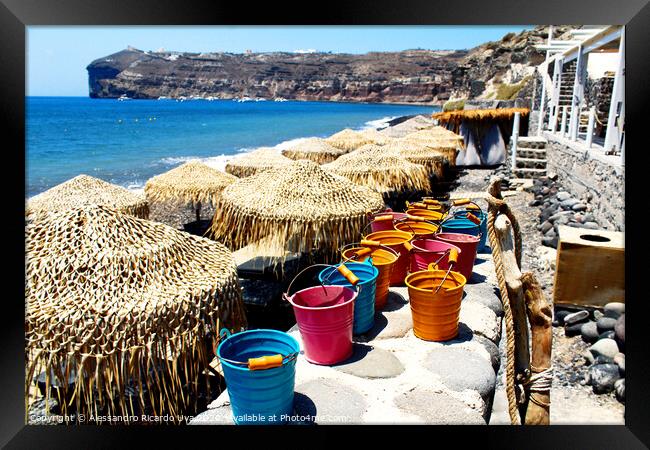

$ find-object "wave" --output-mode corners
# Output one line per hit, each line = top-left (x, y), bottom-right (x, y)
(361, 116), (398, 130)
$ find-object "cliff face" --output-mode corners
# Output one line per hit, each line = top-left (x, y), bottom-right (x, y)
(87, 26), (569, 103)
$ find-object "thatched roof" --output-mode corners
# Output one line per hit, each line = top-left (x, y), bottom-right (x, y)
(25, 205), (246, 421)
(225, 147), (292, 178)
(432, 107), (530, 127)
(325, 128), (377, 151)
(209, 160), (384, 261)
(281, 137), (347, 164)
(145, 160), (237, 208)
(26, 175), (149, 219)
(385, 139), (453, 174)
(379, 115), (437, 138)
(322, 144), (429, 194)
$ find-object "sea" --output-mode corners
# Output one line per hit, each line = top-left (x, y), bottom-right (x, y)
(26, 97), (439, 198)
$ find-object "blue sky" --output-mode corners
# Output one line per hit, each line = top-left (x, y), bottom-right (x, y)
(27, 26), (533, 97)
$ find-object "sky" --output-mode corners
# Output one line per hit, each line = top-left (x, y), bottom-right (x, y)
(27, 26), (533, 97)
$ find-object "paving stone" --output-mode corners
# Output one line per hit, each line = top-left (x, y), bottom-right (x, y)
(394, 387), (486, 424)
(362, 291), (412, 341)
(463, 282), (504, 317)
(473, 334), (500, 373)
(424, 347), (496, 402)
(294, 378), (366, 424)
(459, 300), (500, 343)
(333, 343), (405, 379)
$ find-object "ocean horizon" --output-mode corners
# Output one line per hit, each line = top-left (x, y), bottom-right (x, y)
(26, 96), (439, 198)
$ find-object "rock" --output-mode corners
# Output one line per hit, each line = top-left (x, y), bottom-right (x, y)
(548, 211), (573, 223)
(614, 352), (625, 376)
(560, 198), (580, 208)
(589, 364), (620, 394)
(592, 310), (604, 321)
(564, 310), (589, 325)
(294, 378), (367, 423)
(542, 236), (558, 248)
(596, 317), (618, 333)
(598, 331), (615, 340)
(473, 335), (500, 374)
(582, 221), (599, 230)
(424, 347), (496, 402)
(528, 199), (540, 207)
(556, 191), (571, 201)
(540, 207), (555, 222)
(580, 321), (599, 343)
(615, 314), (625, 349)
(571, 203), (587, 212)
(540, 221), (553, 234)
(614, 379), (625, 402)
(541, 187), (550, 195)
(564, 322), (583, 337)
(593, 355), (614, 365)
(589, 338), (619, 360)
(394, 387), (486, 424)
(544, 228), (556, 237)
(554, 309), (571, 326)
(604, 302), (625, 318)
(555, 215), (570, 226)
(582, 350), (594, 366)
(334, 344), (405, 379)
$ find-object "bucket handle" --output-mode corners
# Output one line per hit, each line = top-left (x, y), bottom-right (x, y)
(217, 352), (299, 370)
(339, 241), (399, 261)
(284, 264), (360, 300)
(451, 199), (483, 216)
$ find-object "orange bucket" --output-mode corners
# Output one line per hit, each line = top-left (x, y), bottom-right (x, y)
(341, 243), (399, 310)
(363, 230), (413, 287)
(405, 264), (466, 341)
(394, 219), (439, 239)
(406, 208), (446, 222)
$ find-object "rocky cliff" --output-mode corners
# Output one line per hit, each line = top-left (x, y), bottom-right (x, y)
(87, 26), (571, 104)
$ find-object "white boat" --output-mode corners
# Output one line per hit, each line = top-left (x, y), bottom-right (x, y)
(274, 97), (287, 102)
(118, 94), (131, 101)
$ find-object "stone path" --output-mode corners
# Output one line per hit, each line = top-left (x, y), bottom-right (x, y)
(190, 248), (503, 425)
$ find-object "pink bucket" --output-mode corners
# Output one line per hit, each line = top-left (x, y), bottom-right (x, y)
(368, 212), (408, 233)
(433, 232), (480, 281)
(284, 266), (357, 365)
(408, 238), (462, 273)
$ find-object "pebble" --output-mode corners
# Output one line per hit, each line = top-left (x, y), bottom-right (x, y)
(540, 221), (553, 234)
(564, 310), (589, 325)
(615, 314), (625, 350)
(582, 221), (600, 230)
(556, 192), (571, 201)
(560, 198), (580, 208)
(572, 203), (587, 212)
(615, 379), (625, 402)
(598, 331), (615, 340)
(589, 338), (619, 360)
(542, 236), (558, 248)
(593, 355), (614, 365)
(554, 309), (571, 326)
(582, 350), (594, 366)
(614, 352), (625, 376)
(596, 317), (618, 333)
(580, 321), (599, 343)
(564, 322), (584, 337)
(589, 364), (620, 394)
(604, 302), (625, 318)
(593, 310), (604, 321)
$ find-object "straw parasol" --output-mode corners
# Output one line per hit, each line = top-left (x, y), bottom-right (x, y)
(384, 139), (450, 177)
(25, 205), (246, 421)
(209, 159), (384, 262)
(432, 107), (530, 129)
(379, 115), (437, 138)
(26, 174), (149, 219)
(281, 137), (347, 164)
(401, 129), (464, 168)
(145, 160), (237, 222)
(225, 147), (292, 178)
(325, 128), (377, 152)
(322, 144), (429, 194)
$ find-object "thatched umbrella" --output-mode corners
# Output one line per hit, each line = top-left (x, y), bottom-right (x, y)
(225, 147), (292, 178)
(401, 130), (463, 168)
(25, 205), (246, 421)
(325, 128), (377, 152)
(384, 139), (450, 178)
(145, 160), (237, 222)
(281, 137), (347, 164)
(322, 144), (429, 194)
(379, 115), (436, 138)
(209, 160), (384, 262)
(26, 174), (149, 219)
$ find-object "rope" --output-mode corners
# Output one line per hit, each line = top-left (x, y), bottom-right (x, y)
(485, 185), (524, 425)
(523, 367), (553, 408)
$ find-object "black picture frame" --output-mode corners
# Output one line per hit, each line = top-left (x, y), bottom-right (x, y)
(3, 0), (648, 447)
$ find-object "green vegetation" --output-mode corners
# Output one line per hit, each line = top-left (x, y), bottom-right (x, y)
(494, 76), (531, 100)
(442, 98), (466, 112)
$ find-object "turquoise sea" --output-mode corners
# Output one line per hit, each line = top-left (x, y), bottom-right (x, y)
(26, 97), (439, 197)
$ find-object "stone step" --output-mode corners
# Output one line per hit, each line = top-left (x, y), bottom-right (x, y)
(513, 168), (547, 179)
(517, 148), (547, 159)
(515, 157), (547, 169)
(515, 136), (547, 149)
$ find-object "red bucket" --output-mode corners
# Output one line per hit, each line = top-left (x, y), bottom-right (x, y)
(368, 212), (408, 233)
(408, 238), (462, 273)
(433, 232), (479, 281)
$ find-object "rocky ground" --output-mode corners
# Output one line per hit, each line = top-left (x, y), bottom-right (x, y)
(451, 166), (625, 424)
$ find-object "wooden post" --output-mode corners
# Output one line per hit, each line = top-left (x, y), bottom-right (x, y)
(586, 106), (596, 148)
(511, 112), (520, 172)
(522, 273), (552, 425)
(560, 106), (568, 137)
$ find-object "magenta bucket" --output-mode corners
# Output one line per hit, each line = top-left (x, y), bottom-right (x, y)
(368, 212), (408, 233)
(408, 238), (462, 273)
(283, 265), (357, 365)
(433, 232), (480, 281)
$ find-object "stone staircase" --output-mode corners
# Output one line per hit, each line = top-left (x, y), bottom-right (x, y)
(512, 136), (548, 179)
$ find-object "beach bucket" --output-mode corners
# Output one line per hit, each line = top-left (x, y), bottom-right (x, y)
(341, 242), (399, 310)
(394, 217), (440, 239)
(363, 229), (414, 286)
(405, 264), (467, 341)
(440, 208), (484, 252)
(368, 211), (408, 233)
(406, 208), (446, 223)
(318, 261), (379, 335)
(406, 238), (462, 273)
(217, 329), (300, 424)
(450, 199), (488, 251)
(284, 265), (358, 365)
(434, 232), (480, 281)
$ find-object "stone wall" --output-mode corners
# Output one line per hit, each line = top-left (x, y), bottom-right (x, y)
(543, 133), (624, 231)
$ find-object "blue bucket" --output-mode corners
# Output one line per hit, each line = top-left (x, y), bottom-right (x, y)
(217, 329), (300, 425)
(453, 209), (488, 252)
(441, 216), (487, 252)
(318, 261), (379, 335)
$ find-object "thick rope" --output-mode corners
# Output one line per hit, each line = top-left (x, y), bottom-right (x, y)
(486, 182), (524, 425)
